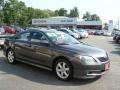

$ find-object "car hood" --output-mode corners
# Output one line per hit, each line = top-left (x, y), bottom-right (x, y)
(59, 43), (106, 57)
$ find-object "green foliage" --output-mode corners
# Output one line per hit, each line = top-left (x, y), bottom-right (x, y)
(0, 0), (101, 26)
(83, 11), (100, 21)
(55, 8), (67, 16)
(1, 0), (59, 26)
(83, 12), (91, 21)
(69, 7), (79, 17)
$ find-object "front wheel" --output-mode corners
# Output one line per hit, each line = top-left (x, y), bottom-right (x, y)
(7, 49), (16, 64)
(54, 59), (73, 81)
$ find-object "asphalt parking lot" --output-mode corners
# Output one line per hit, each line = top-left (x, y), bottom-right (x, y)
(0, 36), (120, 90)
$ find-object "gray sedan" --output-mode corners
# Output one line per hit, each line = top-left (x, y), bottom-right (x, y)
(3, 29), (110, 81)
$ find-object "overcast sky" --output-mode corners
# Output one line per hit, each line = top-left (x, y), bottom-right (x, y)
(19, 0), (120, 24)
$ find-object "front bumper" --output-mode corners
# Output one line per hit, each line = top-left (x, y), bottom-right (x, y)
(80, 69), (109, 79)
(72, 61), (110, 79)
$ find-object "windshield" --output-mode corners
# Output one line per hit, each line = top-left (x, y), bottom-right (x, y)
(46, 32), (80, 45)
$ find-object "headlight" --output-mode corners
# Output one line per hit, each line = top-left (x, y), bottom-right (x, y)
(76, 55), (97, 65)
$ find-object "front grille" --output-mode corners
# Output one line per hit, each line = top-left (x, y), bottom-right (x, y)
(97, 57), (109, 62)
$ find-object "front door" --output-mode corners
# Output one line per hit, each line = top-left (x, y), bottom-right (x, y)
(30, 31), (52, 66)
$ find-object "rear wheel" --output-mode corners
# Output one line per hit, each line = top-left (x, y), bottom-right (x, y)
(54, 59), (73, 81)
(7, 49), (16, 64)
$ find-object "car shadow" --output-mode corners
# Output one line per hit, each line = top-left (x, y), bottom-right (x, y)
(0, 57), (100, 86)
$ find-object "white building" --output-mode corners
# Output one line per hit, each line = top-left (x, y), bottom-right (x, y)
(32, 16), (102, 29)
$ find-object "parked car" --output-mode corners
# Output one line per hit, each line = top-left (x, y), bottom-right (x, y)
(0, 34), (14, 48)
(113, 32), (120, 40)
(71, 29), (83, 39)
(3, 26), (16, 34)
(103, 31), (112, 36)
(94, 30), (104, 35)
(112, 31), (120, 36)
(58, 28), (80, 39)
(115, 35), (120, 43)
(87, 30), (96, 35)
(3, 29), (110, 81)
(71, 29), (81, 38)
(78, 29), (88, 38)
(11, 25), (24, 33)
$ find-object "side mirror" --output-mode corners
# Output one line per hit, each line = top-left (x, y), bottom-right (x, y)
(40, 40), (50, 47)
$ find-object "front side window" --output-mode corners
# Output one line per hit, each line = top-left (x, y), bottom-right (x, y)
(31, 32), (48, 42)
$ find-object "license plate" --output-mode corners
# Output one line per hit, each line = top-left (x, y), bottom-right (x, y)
(105, 63), (110, 70)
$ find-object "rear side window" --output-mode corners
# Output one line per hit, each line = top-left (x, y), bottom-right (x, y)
(16, 32), (30, 41)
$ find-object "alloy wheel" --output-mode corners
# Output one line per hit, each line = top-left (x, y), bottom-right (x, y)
(7, 50), (15, 63)
(56, 61), (70, 79)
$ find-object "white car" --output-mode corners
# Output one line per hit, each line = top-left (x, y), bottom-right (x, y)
(72, 32), (80, 39)
(78, 29), (89, 38)
(58, 28), (80, 39)
(104, 31), (112, 36)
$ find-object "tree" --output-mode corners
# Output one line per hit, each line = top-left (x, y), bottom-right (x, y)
(54, 10), (59, 16)
(91, 14), (100, 21)
(3, 1), (11, 24)
(0, 8), (3, 24)
(3, 0), (22, 25)
(44, 9), (56, 17)
(69, 7), (79, 17)
(82, 11), (91, 21)
(83, 12), (100, 21)
(56, 8), (67, 16)
(2, 0), (57, 26)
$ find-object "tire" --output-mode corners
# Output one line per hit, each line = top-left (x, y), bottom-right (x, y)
(54, 59), (73, 81)
(7, 49), (16, 64)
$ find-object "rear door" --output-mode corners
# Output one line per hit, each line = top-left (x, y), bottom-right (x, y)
(14, 31), (32, 61)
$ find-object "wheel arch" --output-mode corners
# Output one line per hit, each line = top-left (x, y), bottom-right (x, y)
(52, 56), (73, 71)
